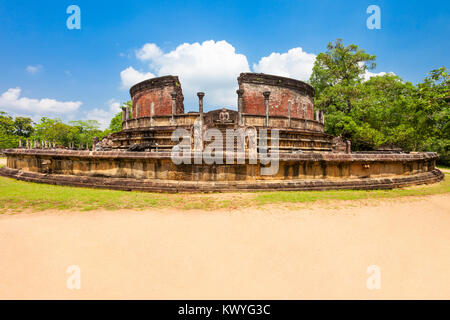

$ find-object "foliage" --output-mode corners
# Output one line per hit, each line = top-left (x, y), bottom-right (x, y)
(0, 112), (34, 149)
(0, 101), (131, 149)
(310, 39), (449, 165)
(107, 112), (123, 134)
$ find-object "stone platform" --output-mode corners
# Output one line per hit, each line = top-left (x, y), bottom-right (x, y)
(0, 149), (443, 192)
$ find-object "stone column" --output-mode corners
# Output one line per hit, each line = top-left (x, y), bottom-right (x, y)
(263, 91), (270, 127)
(320, 111), (325, 124)
(315, 110), (320, 121)
(287, 101), (291, 127)
(18, 139), (22, 148)
(150, 102), (155, 126)
(197, 92), (205, 123)
(135, 103), (140, 119)
(236, 89), (244, 126)
(346, 140), (351, 154)
(170, 92), (177, 125)
(121, 107), (128, 129)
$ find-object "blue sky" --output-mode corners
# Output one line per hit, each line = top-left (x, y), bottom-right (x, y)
(0, 0), (448, 128)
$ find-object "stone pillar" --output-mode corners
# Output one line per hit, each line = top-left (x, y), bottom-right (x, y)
(197, 92), (205, 123)
(315, 110), (320, 121)
(18, 139), (22, 148)
(263, 91), (270, 127)
(345, 140), (351, 154)
(287, 101), (291, 127)
(170, 92), (177, 125)
(236, 89), (244, 126)
(150, 102), (155, 126)
(320, 111), (325, 124)
(26, 139), (29, 149)
(121, 107), (128, 129)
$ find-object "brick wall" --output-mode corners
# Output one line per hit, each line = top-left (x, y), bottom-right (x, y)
(238, 73), (315, 120)
(130, 76), (184, 118)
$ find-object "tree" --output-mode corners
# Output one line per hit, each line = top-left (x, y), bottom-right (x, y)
(310, 39), (376, 114)
(0, 111), (18, 149)
(309, 40), (449, 165)
(414, 67), (450, 165)
(107, 112), (122, 133)
(105, 101), (131, 134)
(68, 120), (103, 148)
(13, 117), (34, 137)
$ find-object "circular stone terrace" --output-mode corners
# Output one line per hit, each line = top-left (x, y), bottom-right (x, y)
(0, 73), (444, 192)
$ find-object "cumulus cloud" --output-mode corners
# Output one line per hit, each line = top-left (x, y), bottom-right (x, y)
(253, 47), (316, 81)
(26, 65), (42, 75)
(120, 67), (155, 89)
(85, 99), (122, 130)
(362, 70), (395, 81)
(136, 43), (163, 61)
(358, 62), (394, 81)
(121, 40), (394, 109)
(0, 88), (82, 117)
(121, 40), (250, 109)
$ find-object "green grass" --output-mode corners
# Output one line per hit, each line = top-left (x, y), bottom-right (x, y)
(255, 174), (449, 205)
(0, 172), (448, 213)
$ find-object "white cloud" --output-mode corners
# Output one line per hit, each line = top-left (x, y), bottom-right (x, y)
(26, 65), (42, 75)
(362, 70), (395, 81)
(85, 99), (122, 130)
(122, 40), (250, 109)
(136, 43), (163, 61)
(121, 41), (395, 110)
(120, 67), (155, 89)
(253, 47), (316, 81)
(0, 88), (82, 117)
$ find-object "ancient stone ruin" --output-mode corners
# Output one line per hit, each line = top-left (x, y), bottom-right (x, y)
(0, 73), (443, 192)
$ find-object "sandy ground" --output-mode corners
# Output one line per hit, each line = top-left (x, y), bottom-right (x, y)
(0, 194), (449, 300)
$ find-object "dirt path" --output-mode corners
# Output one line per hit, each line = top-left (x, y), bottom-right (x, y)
(0, 194), (449, 299)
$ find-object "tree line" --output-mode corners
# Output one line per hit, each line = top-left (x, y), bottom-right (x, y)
(310, 39), (449, 165)
(0, 40), (448, 164)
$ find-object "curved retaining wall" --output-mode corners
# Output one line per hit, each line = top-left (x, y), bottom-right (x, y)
(0, 149), (443, 192)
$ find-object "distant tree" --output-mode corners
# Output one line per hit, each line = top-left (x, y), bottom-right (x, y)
(107, 112), (122, 133)
(105, 101), (131, 134)
(0, 111), (18, 149)
(13, 117), (34, 137)
(68, 120), (103, 148)
(414, 67), (450, 165)
(32, 117), (75, 147)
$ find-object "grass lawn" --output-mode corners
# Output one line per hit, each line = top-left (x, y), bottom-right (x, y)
(0, 161), (448, 212)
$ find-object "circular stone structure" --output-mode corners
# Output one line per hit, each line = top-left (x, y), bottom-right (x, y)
(0, 73), (444, 192)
